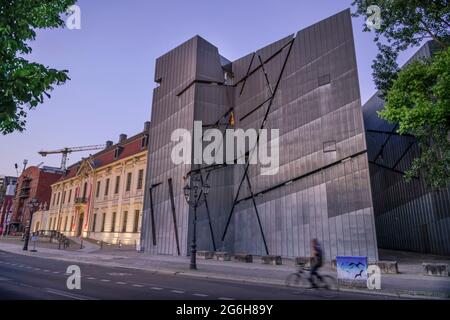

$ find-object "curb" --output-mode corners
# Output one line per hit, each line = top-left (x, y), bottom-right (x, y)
(1, 246), (448, 300)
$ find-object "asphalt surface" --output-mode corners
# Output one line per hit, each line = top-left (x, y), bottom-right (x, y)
(0, 250), (397, 300)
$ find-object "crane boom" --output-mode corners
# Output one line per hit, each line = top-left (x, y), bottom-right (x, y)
(38, 144), (106, 170)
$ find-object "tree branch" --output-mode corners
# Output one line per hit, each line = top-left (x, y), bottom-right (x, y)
(419, 18), (445, 47)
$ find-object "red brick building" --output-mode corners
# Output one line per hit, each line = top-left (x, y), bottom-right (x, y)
(0, 195), (14, 234)
(8, 166), (64, 233)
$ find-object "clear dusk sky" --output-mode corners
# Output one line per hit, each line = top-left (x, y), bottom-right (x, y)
(0, 0), (424, 177)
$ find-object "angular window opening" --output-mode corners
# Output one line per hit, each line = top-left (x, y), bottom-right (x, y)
(318, 74), (331, 86)
(323, 140), (337, 153)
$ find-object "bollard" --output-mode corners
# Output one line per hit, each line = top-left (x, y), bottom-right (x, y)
(80, 239), (83, 250)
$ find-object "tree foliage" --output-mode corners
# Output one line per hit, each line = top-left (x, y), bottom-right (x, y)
(0, 0), (76, 134)
(380, 48), (450, 188)
(352, 0), (449, 96)
(352, 0), (450, 188)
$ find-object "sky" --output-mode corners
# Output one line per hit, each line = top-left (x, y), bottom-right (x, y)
(0, 0), (424, 177)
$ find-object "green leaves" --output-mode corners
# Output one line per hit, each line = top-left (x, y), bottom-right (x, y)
(353, 0), (450, 188)
(352, 0), (450, 94)
(372, 44), (399, 98)
(379, 47), (450, 188)
(0, 0), (76, 134)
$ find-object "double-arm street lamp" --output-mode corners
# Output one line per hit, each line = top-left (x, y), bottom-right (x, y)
(23, 197), (39, 251)
(183, 174), (210, 270)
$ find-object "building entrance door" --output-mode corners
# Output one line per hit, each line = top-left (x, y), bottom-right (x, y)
(77, 213), (84, 236)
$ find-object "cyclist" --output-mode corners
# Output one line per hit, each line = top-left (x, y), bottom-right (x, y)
(309, 238), (323, 288)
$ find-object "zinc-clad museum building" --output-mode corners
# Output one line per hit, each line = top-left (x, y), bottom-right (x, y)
(140, 9), (379, 261)
(363, 41), (450, 256)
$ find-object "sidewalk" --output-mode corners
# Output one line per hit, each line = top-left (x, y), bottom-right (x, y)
(67, 236), (100, 253)
(0, 240), (449, 299)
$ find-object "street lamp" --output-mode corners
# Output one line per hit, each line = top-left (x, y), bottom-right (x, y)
(23, 197), (39, 251)
(183, 174), (210, 270)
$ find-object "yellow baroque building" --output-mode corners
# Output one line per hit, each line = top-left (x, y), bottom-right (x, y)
(33, 124), (149, 246)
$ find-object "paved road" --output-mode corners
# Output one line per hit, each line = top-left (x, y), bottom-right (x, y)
(0, 250), (394, 300)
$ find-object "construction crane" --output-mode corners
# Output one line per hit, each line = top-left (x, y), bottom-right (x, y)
(38, 144), (106, 170)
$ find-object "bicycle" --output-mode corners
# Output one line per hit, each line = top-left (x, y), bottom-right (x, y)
(285, 265), (338, 298)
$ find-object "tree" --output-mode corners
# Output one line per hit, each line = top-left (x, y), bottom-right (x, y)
(352, 0), (449, 96)
(380, 47), (450, 188)
(352, 0), (450, 188)
(0, 0), (76, 134)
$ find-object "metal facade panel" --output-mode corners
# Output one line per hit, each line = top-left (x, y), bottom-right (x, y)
(142, 9), (379, 260)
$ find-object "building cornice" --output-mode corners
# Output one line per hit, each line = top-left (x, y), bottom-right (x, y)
(51, 150), (147, 189)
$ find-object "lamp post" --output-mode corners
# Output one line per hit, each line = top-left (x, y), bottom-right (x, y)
(183, 174), (210, 270)
(23, 197), (39, 251)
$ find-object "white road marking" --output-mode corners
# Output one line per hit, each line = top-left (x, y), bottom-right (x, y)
(45, 288), (95, 300)
(101, 279), (110, 282)
(116, 282), (127, 285)
(52, 271), (59, 274)
(218, 297), (235, 300)
(107, 272), (132, 276)
(171, 290), (185, 294)
(193, 293), (208, 297)
(87, 277), (96, 280)
(43, 270), (50, 272)
(34, 268), (41, 271)
(151, 287), (163, 290)
(132, 284), (144, 287)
